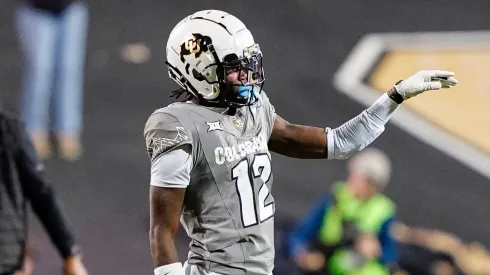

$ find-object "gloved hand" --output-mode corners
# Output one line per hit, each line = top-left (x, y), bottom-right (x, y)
(394, 70), (458, 100)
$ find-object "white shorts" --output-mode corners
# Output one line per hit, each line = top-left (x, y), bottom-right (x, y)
(183, 262), (272, 275)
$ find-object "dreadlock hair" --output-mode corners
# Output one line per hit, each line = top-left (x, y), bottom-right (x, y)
(169, 87), (195, 102)
(168, 84), (251, 117)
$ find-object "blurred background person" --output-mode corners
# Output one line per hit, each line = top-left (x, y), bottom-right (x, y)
(14, 0), (89, 161)
(287, 148), (397, 275)
(0, 108), (87, 275)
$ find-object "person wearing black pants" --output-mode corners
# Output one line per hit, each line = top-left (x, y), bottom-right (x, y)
(0, 108), (87, 275)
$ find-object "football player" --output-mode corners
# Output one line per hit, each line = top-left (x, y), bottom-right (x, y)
(145, 10), (457, 275)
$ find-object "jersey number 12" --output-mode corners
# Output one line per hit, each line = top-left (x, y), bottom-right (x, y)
(231, 153), (274, 227)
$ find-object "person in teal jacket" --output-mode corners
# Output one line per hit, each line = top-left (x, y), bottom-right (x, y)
(288, 148), (397, 275)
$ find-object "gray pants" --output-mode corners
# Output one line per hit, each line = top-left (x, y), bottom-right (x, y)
(183, 262), (273, 275)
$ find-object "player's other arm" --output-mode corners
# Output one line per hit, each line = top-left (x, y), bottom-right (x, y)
(269, 70), (457, 160)
(148, 148), (191, 275)
(145, 111), (193, 274)
(149, 185), (185, 267)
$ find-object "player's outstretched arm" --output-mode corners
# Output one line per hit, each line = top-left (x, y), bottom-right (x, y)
(269, 70), (457, 160)
(269, 115), (328, 159)
(149, 186), (186, 274)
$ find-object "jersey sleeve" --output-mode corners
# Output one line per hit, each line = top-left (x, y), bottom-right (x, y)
(144, 111), (193, 162)
(150, 145), (192, 188)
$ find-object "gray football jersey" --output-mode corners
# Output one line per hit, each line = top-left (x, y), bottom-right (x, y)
(144, 91), (277, 275)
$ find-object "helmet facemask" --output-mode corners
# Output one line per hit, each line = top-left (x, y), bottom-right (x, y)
(219, 44), (265, 107)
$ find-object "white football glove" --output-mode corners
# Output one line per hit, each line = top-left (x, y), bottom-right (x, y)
(394, 70), (458, 100)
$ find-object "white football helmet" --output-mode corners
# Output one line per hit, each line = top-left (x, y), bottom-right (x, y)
(165, 10), (265, 107)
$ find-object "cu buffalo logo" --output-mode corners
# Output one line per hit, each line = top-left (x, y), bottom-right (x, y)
(180, 33), (212, 62)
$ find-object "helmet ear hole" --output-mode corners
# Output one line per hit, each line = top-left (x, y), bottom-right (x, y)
(223, 53), (239, 62)
(192, 69), (205, 81)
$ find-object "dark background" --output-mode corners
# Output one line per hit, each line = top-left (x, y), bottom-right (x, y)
(1, 0), (489, 274)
